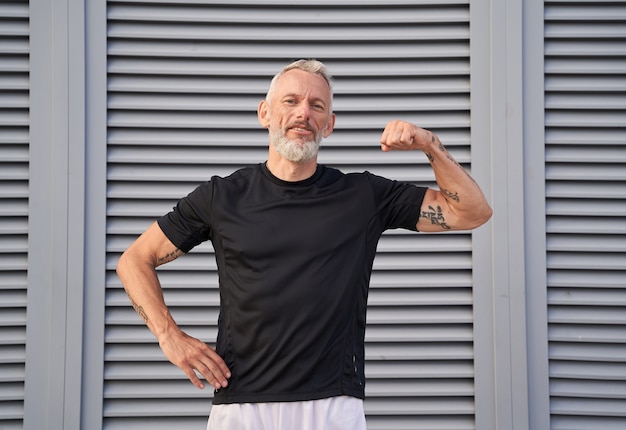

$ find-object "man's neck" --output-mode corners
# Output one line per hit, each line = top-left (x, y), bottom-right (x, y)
(266, 151), (318, 182)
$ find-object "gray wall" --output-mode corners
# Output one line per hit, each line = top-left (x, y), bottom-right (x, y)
(0, 0), (624, 429)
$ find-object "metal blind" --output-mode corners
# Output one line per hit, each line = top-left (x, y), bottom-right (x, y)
(0, 0), (29, 428)
(105, 1), (475, 429)
(544, 1), (626, 429)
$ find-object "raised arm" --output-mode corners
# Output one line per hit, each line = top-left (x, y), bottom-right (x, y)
(116, 221), (230, 389)
(380, 120), (492, 232)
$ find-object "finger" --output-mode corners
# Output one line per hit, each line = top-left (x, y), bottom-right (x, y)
(400, 125), (416, 146)
(196, 363), (223, 390)
(200, 361), (229, 389)
(196, 347), (231, 388)
(181, 365), (207, 389)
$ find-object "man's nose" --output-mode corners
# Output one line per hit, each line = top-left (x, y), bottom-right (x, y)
(296, 102), (311, 119)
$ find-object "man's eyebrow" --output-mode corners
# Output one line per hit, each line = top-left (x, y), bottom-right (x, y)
(282, 93), (327, 103)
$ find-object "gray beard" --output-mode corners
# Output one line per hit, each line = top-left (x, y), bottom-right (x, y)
(270, 130), (321, 163)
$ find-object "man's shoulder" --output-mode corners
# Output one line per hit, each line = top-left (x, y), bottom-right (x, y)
(212, 164), (261, 184)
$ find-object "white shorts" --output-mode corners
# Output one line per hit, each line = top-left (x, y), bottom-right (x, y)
(206, 396), (366, 430)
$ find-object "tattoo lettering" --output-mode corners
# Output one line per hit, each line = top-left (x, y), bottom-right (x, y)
(131, 298), (149, 324)
(420, 205), (451, 230)
(445, 152), (477, 185)
(157, 248), (184, 265)
(426, 152), (435, 163)
(440, 187), (460, 202)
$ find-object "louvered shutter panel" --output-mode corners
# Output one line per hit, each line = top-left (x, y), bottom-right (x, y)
(544, 1), (626, 428)
(105, 2), (475, 429)
(0, 0), (29, 427)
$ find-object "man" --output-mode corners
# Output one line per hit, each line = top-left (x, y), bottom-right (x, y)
(116, 59), (492, 429)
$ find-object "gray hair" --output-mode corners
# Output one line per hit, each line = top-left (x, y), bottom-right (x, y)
(266, 59), (334, 105)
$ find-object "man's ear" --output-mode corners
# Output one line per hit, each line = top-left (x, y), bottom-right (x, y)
(322, 113), (336, 138)
(257, 100), (270, 128)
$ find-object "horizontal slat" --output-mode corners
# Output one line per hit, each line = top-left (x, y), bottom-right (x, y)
(108, 22), (468, 42)
(549, 306), (626, 324)
(106, 0), (468, 5)
(546, 217), (626, 235)
(106, 145), (469, 166)
(545, 22), (626, 38)
(0, 202), (28, 217)
(103, 342), (474, 362)
(550, 379), (626, 399)
(546, 93), (626, 110)
(0, 291), (26, 307)
(108, 58), (470, 77)
(102, 378), (473, 400)
(545, 111), (626, 128)
(546, 163), (626, 180)
(550, 342), (626, 362)
(0, 145), (29, 163)
(107, 286), (472, 308)
(0, 364), (24, 381)
(547, 199), (626, 215)
(548, 269), (626, 288)
(0, 345), (25, 364)
(545, 40), (626, 56)
(0, 111), (28, 127)
(551, 416), (626, 430)
(0, 255), (27, 272)
(104, 267), (473, 290)
(365, 396), (474, 415)
(0, 129), (29, 144)
(105, 251), (474, 272)
(546, 129), (626, 146)
(549, 288), (626, 306)
(547, 234), (626, 252)
(107, 40), (470, 59)
(0, 218), (28, 234)
(0, 273), (27, 290)
(547, 252), (625, 270)
(106, 128), (470, 147)
(550, 360), (626, 381)
(549, 325), (626, 344)
(105, 305), (473, 326)
(547, 182), (625, 199)
(550, 397), (626, 417)
(103, 417), (208, 430)
(107, 3), (469, 25)
(0, 309), (25, 326)
(545, 3), (626, 21)
(545, 145), (626, 163)
(104, 168), (440, 189)
(367, 415), (474, 430)
(107, 111), (469, 129)
(108, 93), (470, 112)
(108, 75), (470, 94)
(103, 359), (474, 383)
(104, 324), (473, 344)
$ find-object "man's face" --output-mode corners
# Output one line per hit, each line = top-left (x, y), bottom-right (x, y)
(259, 69), (335, 162)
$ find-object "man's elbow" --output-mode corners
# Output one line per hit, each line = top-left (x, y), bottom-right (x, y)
(468, 203), (493, 230)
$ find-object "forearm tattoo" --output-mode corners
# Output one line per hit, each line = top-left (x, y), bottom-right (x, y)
(420, 205), (451, 230)
(130, 298), (149, 324)
(440, 187), (460, 202)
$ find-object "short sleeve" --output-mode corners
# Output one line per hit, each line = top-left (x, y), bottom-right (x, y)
(365, 172), (427, 231)
(157, 181), (213, 253)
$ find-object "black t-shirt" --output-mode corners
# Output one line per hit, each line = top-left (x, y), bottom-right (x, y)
(158, 163), (426, 404)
